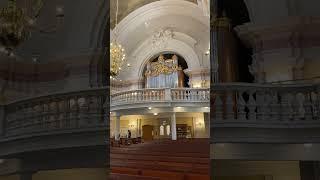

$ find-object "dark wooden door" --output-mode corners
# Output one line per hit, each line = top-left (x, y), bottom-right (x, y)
(142, 125), (153, 141)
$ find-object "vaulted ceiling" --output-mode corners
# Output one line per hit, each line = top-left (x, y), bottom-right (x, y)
(110, 0), (198, 29)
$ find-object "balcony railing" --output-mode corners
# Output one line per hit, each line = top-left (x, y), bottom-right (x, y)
(1, 88), (107, 139)
(110, 88), (210, 106)
(212, 83), (320, 128)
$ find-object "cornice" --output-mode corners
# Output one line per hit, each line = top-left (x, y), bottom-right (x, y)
(235, 16), (320, 49)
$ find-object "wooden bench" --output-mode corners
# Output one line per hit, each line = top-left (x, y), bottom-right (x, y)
(110, 173), (160, 180)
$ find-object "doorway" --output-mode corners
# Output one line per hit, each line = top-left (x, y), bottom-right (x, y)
(142, 125), (153, 141)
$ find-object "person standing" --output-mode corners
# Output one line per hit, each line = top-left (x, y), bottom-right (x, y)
(128, 130), (132, 138)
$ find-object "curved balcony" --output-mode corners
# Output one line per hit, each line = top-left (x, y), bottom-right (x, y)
(110, 88), (210, 112)
(212, 83), (320, 143)
(0, 88), (107, 157)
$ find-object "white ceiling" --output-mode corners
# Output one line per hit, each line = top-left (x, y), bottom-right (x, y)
(112, 0), (210, 80)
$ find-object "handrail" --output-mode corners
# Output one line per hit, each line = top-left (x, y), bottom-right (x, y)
(110, 88), (210, 106)
(2, 88), (108, 139)
(211, 83), (320, 125)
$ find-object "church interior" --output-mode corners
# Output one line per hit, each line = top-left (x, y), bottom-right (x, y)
(0, 0), (319, 179)
(109, 0), (210, 179)
(212, 0), (320, 179)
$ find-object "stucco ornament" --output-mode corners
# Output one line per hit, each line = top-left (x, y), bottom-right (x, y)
(151, 28), (174, 50)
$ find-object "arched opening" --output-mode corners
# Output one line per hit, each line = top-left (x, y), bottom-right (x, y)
(141, 53), (189, 88)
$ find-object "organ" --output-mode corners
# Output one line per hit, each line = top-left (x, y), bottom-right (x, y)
(145, 54), (185, 88)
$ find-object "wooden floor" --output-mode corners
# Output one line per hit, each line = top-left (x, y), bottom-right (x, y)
(110, 138), (210, 180)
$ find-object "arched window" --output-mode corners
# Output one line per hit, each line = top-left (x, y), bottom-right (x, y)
(166, 125), (171, 136)
(160, 125), (164, 136)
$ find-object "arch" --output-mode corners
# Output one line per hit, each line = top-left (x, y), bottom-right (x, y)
(109, 0), (209, 82)
(117, 37), (201, 80)
(137, 39), (200, 79)
(113, 0), (209, 66)
(115, 0), (209, 36)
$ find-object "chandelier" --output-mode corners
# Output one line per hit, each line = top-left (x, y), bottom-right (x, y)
(110, 0), (126, 78)
(0, 0), (43, 53)
(110, 41), (125, 77)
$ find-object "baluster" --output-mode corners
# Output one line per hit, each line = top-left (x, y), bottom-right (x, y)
(152, 90), (155, 101)
(256, 90), (266, 121)
(318, 90), (320, 120)
(189, 90), (194, 101)
(182, 90), (186, 100)
(146, 91), (149, 101)
(33, 104), (41, 131)
(70, 97), (79, 128)
(156, 91), (159, 101)
(90, 96), (100, 125)
(281, 93), (291, 121)
(310, 92), (318, 119)
(44, 102), (50, 130)
(79, 96), (89, 127)
(171, 90), (175, 100)
(139, 91), (142, 101)
(61, 98), (69, 128)
(143, 91), (146, 101)
(20, 104), (28, 134)
(54, 100), (60, 128)
(292, 93), (301, 121)
(237, 91), (246, 120)
(304, 92), (313, 121)
(135, 92), (138, 102)
(248, 91), (256, 121)
(226, 92), (234, 120)
(270, 92), (280, 121)
(215, 95), (223, 120)
(48, 101), (54, 129)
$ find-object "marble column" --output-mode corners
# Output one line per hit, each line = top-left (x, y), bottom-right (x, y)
(115, 115), (120, 141)
(171, 113), (177, 140)
(212, 12), (238, 83)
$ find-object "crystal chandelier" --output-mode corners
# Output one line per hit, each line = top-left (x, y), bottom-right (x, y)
(110, 40), (125, 77)
(0, 0), (43, 53)
(110, 0), (126, 78)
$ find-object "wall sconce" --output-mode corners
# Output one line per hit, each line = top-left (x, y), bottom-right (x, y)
(56, 6), (64, 17)
(196, 122), (203, 127)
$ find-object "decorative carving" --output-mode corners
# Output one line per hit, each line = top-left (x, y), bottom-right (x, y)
(145, 54), (182, 77)
(151, 28), (173, 49)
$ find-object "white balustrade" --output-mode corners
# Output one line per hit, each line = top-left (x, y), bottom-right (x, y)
(212, 83), (320, 125)
(111, 88), (210, 105)
(3, 88), (107, 138)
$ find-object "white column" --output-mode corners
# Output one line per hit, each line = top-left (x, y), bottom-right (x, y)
(115, 115), (120, 141)
(171, 113), (177, 140)
(136, 118), (139, 138)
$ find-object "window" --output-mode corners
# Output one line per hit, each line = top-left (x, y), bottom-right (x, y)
(166, 125), (171, 136)
(160, 125), (164, 136)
